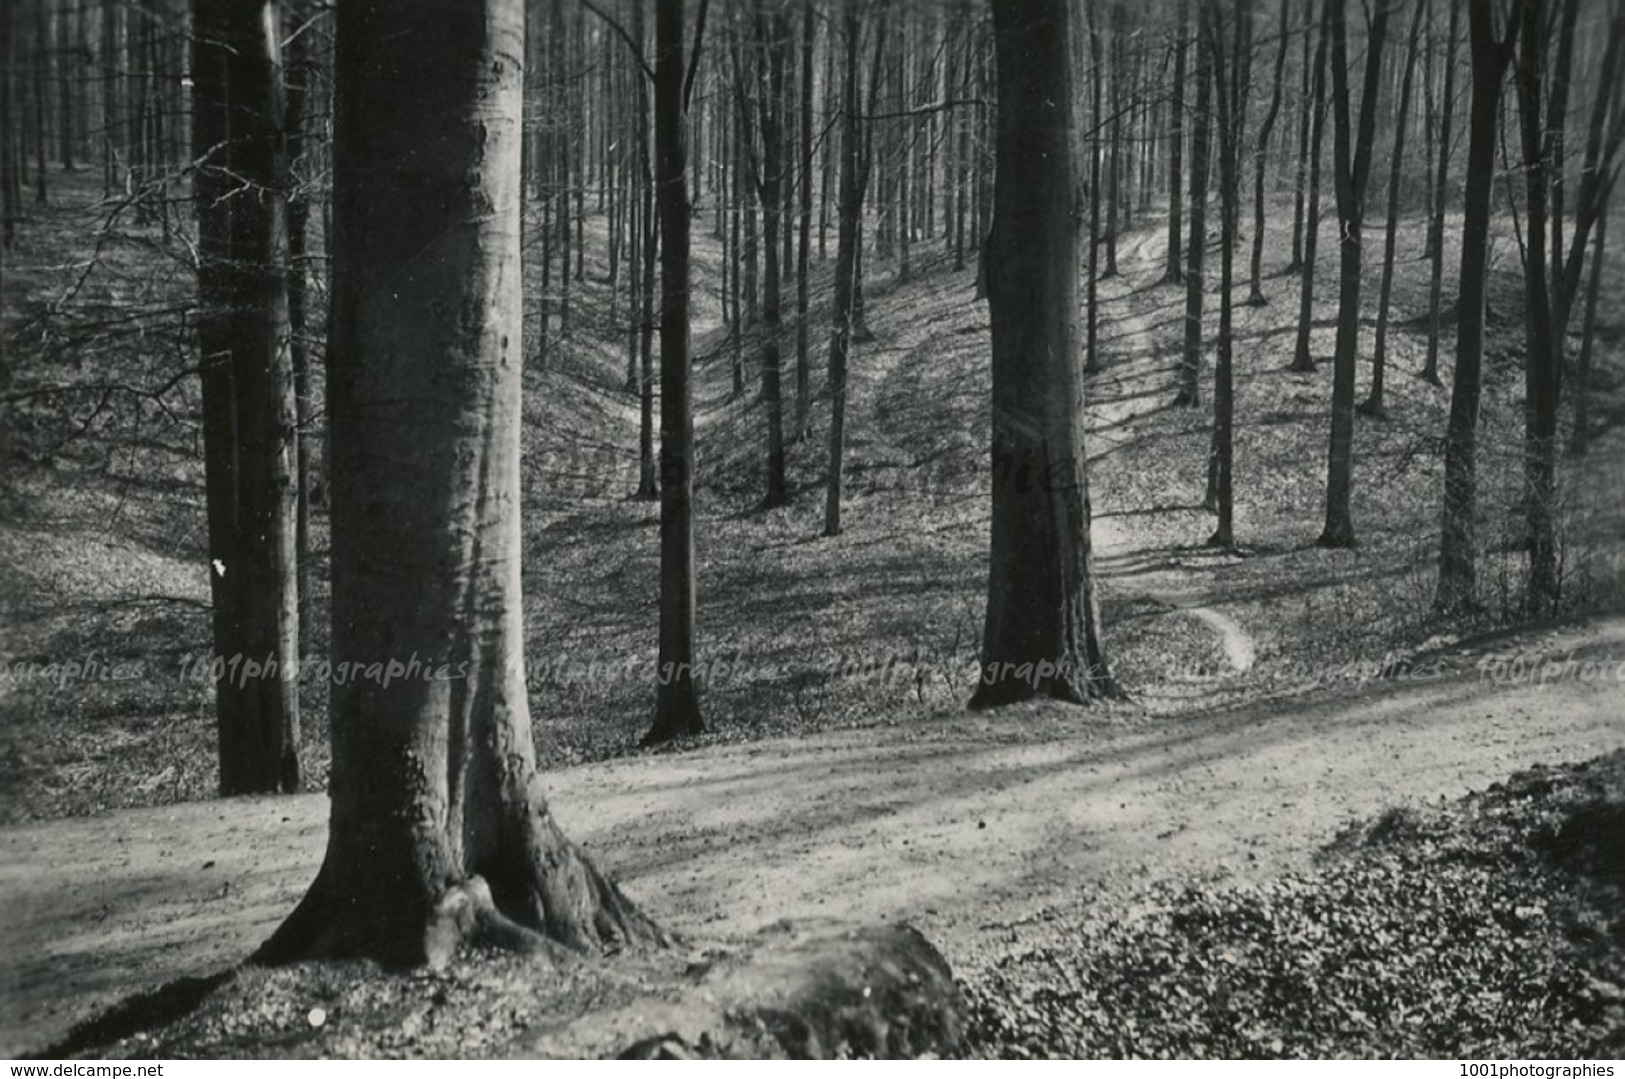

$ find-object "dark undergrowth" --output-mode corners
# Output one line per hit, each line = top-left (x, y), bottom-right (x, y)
(960, 750), (1625, 1059)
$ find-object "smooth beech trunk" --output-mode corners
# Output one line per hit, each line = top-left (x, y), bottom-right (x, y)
(193, 0), (302, 796)
(259, 0), (659, 967)
(1436, 0), (1516, 614)
(644, 0), (704, 745)
(973, 0), (1116, 710)
(1318, 0), (1388, 549)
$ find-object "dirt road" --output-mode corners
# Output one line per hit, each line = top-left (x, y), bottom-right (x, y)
(4, 615), (1622, 1056)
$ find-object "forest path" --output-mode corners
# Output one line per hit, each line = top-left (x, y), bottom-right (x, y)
(1085, 226), (1260, 675)
(5, 614), (1623, 1055)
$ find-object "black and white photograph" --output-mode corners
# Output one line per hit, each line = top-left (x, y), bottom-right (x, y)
(1, 0), (1623, 1062)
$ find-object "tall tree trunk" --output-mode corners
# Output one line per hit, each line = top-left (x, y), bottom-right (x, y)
(973, 0), (1116, 709)
(1436, 0), (1517, 614)
(1086, 5), (1103, 375)
(1290, 2), (1331, 373)
(645, 0), (704, 745)
(1247, 0), (1291, 305)
(260, 0), (661, 967)
(1208, 0), (1250, 548)
(192, 0), (302, 796)
(795, 0), (814, 438)
(1568, 199), (1605, 457)
(1288, 0), (1315, 272)
(824, 3), (863, 538)
(634, 2), (659, 501)
(285, 0), (315, 651)
(1319, 0), (1389, 549)
(1175, 11), (1212, 407)
(1422, 0), (1461, 385)
(1360, 0), (1425, 418)
(1165, 0), (1186, 283)
(757, 1), (789, 509)
(1514, 0), (1559, 616)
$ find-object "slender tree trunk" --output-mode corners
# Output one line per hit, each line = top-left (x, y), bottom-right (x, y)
(1319, 0), (1389, 549)
(1247, 0), (1291, 304)
(795, 0), (814, 438)
(1208, 0), (1250, 547)
(1086, 6), (1104, 375)
(1175, 13), (1212, 407)
(260, 0), (661, 967)
(974, 0), (1116, 709)
(1422, 0), (1460, 385)
(757, 1), (789, 509)
(1568, 200), (1604, 457)
(1436, 0), (1516, 614)
(1290, 3), (1331, 373)
(1360, 0), (1424, 417)
(1165, 0), (1187, 283)
(825, 3), (863, 538)
(634, 2), (659, 501)
(1514, 0), (1559, 616)
(1288, 0), (1315, 273)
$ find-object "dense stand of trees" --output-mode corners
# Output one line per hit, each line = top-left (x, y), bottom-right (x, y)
(1, 0), (1621, 961)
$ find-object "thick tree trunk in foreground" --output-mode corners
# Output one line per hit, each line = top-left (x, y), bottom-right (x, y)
(973, 0), (1116, 710)
(644, 0), (704, 745)
(1436, 0), (1516, 615)
(193, 0), (302, 796)
(260, 0), (660, 967)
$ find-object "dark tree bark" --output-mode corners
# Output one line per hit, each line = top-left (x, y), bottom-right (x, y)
(824, 3), (863, 539)
(1175, 5), (1212, 407)
(1247, 0), (1291, 305)
(973, 0), (1116, 710)
(795, 0), (815, 439)
(1569, 197), (1605, 457)
(755, 0), (790, 509)
(1165, 0), (1187, 283)
(285, 0), (316, 651)
(1086, 4), (1104, 376)
(1436, 0), (1519, 614)
(1290, 2), (1331, 373)
(1, 0), (18, 246)
(192, 0), (302, 796)
(1288, 0), (1315, 273)
(1422, 0), (1460, 385)
(1513, 0), (1559, 615)
(644, 0), (704, 745)
(1361, 0), (1425, 418)
(259, 0), (661, 967)
(1208, 0), (1251, 548)
(1318, 0), (1389, 549)
(633, 2), (659, 502)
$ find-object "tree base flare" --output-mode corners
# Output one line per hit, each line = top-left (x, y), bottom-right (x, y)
(256, 828), (667, 970)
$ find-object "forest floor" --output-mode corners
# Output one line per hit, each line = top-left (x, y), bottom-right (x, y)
(3, 613), (1624, 1057)
(3, 176), (1624, 1056)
